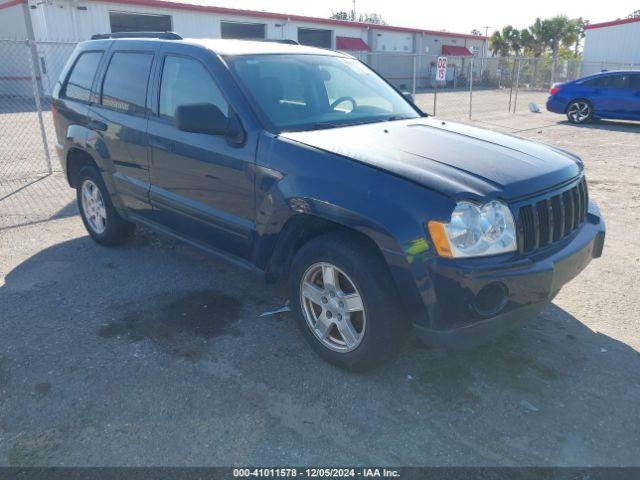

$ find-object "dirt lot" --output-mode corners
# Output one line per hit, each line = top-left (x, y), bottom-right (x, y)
(1, 90), (639, 466)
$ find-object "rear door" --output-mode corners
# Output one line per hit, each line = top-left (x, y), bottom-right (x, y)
(146, 45), (257, 260)
(88, 41), (157, 216)
(53, 48), (105, 159)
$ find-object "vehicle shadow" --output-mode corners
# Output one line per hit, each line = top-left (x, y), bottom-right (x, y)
(1, 233), (639, 465)
(559, 118), (640, 132)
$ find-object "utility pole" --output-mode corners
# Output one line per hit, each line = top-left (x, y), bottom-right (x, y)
(481, 26), (490, 80)
(352, 0), (356, 21)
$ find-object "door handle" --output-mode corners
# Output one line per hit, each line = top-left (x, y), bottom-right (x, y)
(88, 119), (108, 131)
(150, 137), (175, 152)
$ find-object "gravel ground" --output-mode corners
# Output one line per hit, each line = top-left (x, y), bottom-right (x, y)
(1, 92), (639, 466)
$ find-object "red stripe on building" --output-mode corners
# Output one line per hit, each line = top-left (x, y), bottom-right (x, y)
(90, 0), (486, 40)
(441, 45), (473, 56)
(584, 16), (640, 30)
(0, 0), (27, 10)
(336, 36), (370, 51)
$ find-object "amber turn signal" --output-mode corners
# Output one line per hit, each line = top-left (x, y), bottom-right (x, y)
(427, 221), (453, 258)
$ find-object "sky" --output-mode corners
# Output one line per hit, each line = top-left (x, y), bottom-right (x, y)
(195, 0), (640, 35)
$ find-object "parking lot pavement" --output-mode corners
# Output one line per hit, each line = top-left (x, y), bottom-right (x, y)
(1, 100), (640, 466)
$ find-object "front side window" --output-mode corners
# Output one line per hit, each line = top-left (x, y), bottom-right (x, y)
(101, 52), (153, 114)
(227, 54), (419, 131)
(64, 51), (103, 102)
(158, 56), (228, 120)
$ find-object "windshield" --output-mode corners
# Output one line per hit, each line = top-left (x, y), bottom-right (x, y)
(227, 54), (420, 131)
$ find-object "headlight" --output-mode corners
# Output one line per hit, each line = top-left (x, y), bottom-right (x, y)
(428, 201), (517, 258)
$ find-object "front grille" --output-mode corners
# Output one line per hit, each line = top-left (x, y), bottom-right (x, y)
(517, 177), (588, 254)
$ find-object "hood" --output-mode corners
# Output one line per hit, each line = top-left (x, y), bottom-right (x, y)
(281, 118), (582, 200)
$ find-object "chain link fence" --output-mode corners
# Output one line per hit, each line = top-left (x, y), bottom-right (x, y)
(0, 39), (77, 230)
(1, 39), (639, 230)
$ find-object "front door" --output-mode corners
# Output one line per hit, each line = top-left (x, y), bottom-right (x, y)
(147, 48), (256, 260)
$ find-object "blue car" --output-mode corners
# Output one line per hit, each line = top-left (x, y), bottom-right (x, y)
(547, 71), (640, 124)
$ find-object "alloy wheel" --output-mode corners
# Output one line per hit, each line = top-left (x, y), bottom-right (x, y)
(81, 179), (107, 234)
(300, 262), (366, 353)
(567, 101), (590, 123)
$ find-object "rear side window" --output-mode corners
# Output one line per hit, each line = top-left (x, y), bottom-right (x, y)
(64, 51), (103, 102)
(101, 52), (153, 114)
(629, 74), (640, 89)
(582, 74), (629, 88)
(158, 55), (228, 120)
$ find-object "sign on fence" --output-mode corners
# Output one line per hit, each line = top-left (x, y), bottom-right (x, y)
(436, 56), (447, 82)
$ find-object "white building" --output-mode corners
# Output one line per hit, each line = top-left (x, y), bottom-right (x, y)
(0, 0), (486, 95)
(583, 16), (640, 74)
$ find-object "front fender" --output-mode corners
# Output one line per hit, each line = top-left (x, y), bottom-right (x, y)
(252, 134), (456, 328)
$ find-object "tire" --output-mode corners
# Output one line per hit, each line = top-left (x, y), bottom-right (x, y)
(76, 165), (135, 245)
(566, 100), (593, 124)
(289, 232), (408, 371)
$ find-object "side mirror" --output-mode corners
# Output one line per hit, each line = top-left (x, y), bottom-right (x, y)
(402, 91), (414, 103)
(175, 103), (241, 138)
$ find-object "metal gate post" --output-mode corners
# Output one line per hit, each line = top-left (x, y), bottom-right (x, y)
(26, 40), (52, 175)
(411, 54), (417, 97)
(469, 57), (474, 120)
(508, 58), (516, 112)
(512, 58), (521, 114)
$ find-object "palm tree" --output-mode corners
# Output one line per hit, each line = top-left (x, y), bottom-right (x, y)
(563, 17), (586, 58)
(490, 30), (510, 56)
(541, 15), (574, 59)
(490, 26), (520, 56)
(520, 19), (546, 87)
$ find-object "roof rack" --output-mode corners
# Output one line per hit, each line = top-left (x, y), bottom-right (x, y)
(259, 39), (300, 45)
(90, 32), (182, 40)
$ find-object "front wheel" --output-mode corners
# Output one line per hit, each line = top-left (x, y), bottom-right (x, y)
(289, 232), (407, 371)
(566, 100), (593, 124)
(77, 166), (135, 245)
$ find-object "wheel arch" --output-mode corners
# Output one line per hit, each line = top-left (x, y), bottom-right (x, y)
(263, 212), (391, 286)
(66, 147), (99, 188)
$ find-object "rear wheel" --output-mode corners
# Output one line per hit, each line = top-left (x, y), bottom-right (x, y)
(566, 100), (593, 124)
(77, 166), (135, 245)
(289, 232), (407, 371)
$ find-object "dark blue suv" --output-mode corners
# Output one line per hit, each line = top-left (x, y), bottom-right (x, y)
(52, 34), (605, 370)
(547, 70), (640, 123)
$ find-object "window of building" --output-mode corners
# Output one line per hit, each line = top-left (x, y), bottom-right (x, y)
(63, 51), (103, 102)
(298, 28), (332, 49)
(220, 21), (266, 40)
(101, 52), (153, 114)
(109, 11), (172, 32)
(159, 56), (228, 120)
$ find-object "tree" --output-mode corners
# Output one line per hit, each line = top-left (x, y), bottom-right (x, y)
(541, 15), (574, 59)
(489, 25), (520, 56)
(470, 29), (482, 36)
(628, 10), (640, 18)
(562, 17), (586, 58)
(330, 10), (353, 21)
(524, 18), (548, 57)
(489, 29), (510, 56)
(503, 25), (522, 55)
(329, 10), (386, 24)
